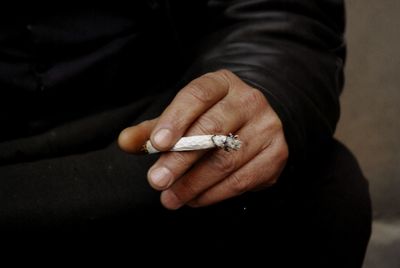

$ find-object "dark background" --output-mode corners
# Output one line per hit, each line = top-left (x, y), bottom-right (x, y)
(335, 0), (400, 266)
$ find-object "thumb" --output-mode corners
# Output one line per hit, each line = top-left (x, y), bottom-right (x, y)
(118, 118), (158, 154)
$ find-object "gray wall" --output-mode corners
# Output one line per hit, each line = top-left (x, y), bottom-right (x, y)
(335, 0), (400, 266)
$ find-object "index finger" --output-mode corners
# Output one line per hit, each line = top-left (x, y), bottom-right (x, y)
(150, 71), (230, 151)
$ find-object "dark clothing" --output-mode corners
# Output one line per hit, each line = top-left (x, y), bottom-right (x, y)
(0, 1), (371, 266)
(0, 0), (344, 160)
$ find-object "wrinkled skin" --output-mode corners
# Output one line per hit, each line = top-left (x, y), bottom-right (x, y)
(118, 70), (288, 210)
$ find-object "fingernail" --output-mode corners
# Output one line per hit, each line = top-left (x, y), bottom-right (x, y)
(149, 167), (172, 188)
(161, 190), (183, 210)
(153, 129), (173, 149)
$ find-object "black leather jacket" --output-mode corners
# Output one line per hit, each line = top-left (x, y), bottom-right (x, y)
(170, 0), (346, 166)
(0, 4), (373, 258)
(0, 0), (345, 168)
(0, 0), (349, 229)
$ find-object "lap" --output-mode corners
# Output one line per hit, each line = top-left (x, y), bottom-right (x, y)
(0, 91), (371, 265)
(180, 139), (372, 266)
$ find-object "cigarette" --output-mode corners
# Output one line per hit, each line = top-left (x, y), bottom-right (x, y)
(144, 133), (242, 154)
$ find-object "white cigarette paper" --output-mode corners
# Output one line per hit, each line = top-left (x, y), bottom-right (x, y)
(145, 134), (241, 154)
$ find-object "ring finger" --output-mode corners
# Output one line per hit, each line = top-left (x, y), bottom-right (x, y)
(147, 95), (248, 190)
(160, 113), (276, 209)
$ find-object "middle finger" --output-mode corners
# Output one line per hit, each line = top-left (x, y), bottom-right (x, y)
(147, 95), (249, 190)
(160, 114), (274, 209)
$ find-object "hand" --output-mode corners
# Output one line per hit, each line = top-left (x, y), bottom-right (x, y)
(118, 70), (288, 209)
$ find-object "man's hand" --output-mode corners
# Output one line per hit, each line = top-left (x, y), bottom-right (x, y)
(118, 70), (288, 209)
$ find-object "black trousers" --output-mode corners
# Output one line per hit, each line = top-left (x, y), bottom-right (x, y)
(0, 91), (371, 266)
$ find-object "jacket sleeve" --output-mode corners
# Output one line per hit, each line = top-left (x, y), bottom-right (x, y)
(169, 0), (346, 168)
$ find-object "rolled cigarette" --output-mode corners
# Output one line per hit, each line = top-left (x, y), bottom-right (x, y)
(144, 133), (241, 154)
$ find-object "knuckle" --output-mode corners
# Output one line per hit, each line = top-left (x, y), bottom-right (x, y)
(259, 114), (283, 137)
(185, 81), (214, 104)
(215, 69), (234, 82)
(228, 173), (250, 194)
(215, 98), (230, 112)
(268, 110), (284, 130)
(208, 152), (236, 174)
(261, 171), (279, 187)
(257, 178), (277, 190)
(194, 114), (224, 135)
(269, 134), (289, 163)
(275, 142), (289, 165)
(271, 117), (284, 133)
(235, 88), (267, 120)
(204, 70), (231, 88)
(240, 88), (267, 109)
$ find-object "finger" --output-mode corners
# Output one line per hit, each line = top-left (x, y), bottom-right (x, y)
(159, 113), (278, 209)
(150, 71), (230, 151)
(147, 96), (246, 190)
(147, 86), (266, 190)
(118, 118), (158, 153)
(188, 135), (288, 207)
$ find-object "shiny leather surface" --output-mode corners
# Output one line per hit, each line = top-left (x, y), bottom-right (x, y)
(0, 1), (345, 168)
